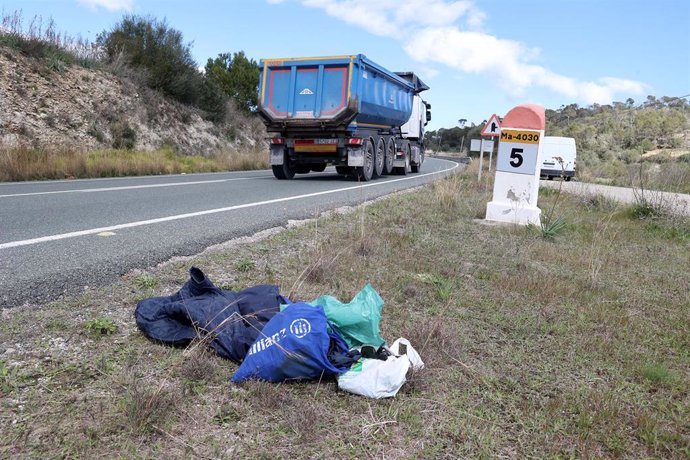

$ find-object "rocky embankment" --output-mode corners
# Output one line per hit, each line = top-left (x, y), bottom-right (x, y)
(0, 46), (264, 154)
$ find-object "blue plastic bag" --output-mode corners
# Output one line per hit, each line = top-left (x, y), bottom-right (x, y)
(231, 302), (352, 383)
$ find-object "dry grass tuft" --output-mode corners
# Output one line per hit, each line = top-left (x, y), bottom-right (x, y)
(354, 236), (376, 256)
(401, 317), (459, 369)
(0, 145), (269, 181)
(176, 345), (219, 384)
(119, 368), (179, 434)
(433, 174), (462, 211)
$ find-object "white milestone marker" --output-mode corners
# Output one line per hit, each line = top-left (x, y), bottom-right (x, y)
(485, 104), (545, 226)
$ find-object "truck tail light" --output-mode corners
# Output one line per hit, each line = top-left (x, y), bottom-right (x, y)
(347, 138), (363, 146)
(270, 137), (285, 145)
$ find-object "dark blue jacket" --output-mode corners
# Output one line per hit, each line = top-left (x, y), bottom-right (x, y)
(135, 267), (283, 363)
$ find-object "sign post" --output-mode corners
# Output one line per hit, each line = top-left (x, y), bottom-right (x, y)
(478, 138), (484, 181)
(479, 114), (501, 180)
(485, 104), (545, 226)
(488, 148), (493, 172)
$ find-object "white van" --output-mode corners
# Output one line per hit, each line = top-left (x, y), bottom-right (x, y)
(540, 136), (576, 181)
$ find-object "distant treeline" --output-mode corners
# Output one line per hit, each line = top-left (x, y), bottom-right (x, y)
(0, 11), (261, 123)
(545, 97), (688, 166)
(426, 96), (689, 167)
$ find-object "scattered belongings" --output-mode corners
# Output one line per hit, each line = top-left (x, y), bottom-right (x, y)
(135, 267), (424, 398)
(337, 338), (424, 399)
(310, 283), (385, 348)
(232, 302), (359, 383)
(135, 267), (284, 363)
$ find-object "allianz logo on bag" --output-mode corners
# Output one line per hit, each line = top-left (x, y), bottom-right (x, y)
(290, 318), (311, 338)
(246, 318), (312, 356)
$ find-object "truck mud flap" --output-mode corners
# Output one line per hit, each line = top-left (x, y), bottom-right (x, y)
(347, 148), (365, 167)
(410, 146), (421, 165)
(393, 157), (408, 169)
(270, 145), (285, 165)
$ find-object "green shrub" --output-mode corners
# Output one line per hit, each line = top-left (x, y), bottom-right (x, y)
(85, 317), (118, 336)
(110, 119), (137, 149)
(198, 78), (228, 122)
(626, 202), (660, 220)
(639, 138), (655, 153)
(97, 15), (229, 120)
(677, 153), (690, 163)
(87, 124), (106, 143)
(639, 363), (679, 386)
(205, 51), (260, 113)
(619, 149), (641, 164)
(97, 16), (200, 103)
(539, 214), (568, 239)
(235, 259), (256, 272)
(133, 273), (158, 290)
(0, 360), (15, 393)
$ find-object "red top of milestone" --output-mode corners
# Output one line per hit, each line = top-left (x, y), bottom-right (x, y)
(502, 104), (545, 130)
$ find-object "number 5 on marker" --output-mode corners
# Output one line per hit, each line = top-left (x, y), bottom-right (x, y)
(509, 148), (523, 168)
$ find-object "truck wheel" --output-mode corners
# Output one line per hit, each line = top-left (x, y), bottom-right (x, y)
(374, 137), (385, 178)
(355, 139), (374, 181)
(564, 176), (572, 182)
(335, 166), (351, 175)
(384, 138), (395, 175)
(272, 162), (295, 180)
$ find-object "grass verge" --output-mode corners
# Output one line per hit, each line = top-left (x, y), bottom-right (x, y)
(581, 160), (690, 194)
(0, 146), (269, 181)
(0, 167), (688, 457)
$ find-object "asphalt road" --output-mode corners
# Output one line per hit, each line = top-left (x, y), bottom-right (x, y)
(0, 157), (460, 307)
(540, 180), (690, 216)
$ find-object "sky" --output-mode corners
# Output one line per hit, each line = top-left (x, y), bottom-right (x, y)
(2, 0), (689, 130)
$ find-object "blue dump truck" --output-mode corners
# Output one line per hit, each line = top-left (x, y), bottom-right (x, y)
(257, 54), (431, 180)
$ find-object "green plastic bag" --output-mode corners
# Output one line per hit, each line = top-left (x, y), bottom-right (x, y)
(310, 284), (385, 348)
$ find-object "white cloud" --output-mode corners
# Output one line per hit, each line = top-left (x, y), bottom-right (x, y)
(405, 27), (649, 104)
(301, 0), (482, 38)
(292, 0), (648, 104)
(77, 0), (134, 12)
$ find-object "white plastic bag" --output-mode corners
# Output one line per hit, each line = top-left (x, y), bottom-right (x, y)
(389, 338), (424, 371)
(337, 337), (424, 398)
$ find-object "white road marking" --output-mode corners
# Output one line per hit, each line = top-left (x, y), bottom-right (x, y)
(0, 170), (270, 186)
(0, 177), (257, 198)
(0, 160), (459, 250)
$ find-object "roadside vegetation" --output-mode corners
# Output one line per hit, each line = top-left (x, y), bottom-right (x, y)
(0, 145), (267, 181)
(1, 164), (687, 457)
(427, 97), (690, 194)
(0, 11), (265, 181)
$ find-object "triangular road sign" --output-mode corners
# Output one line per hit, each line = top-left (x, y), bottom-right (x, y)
(480, 114), (502, 137)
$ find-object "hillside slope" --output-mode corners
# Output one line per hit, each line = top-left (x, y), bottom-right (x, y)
(0, 46), (265, 155)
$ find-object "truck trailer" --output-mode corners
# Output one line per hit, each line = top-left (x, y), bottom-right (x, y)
(257, 54), (431, 180)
